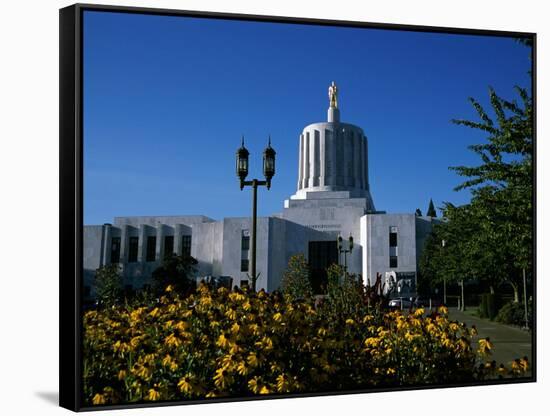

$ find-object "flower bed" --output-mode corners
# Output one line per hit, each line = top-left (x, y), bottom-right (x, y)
(84, 284), (528, 406)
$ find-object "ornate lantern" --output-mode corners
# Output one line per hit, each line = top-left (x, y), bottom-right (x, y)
(236, 136), (249, 189)
(263, 136), (276, 189)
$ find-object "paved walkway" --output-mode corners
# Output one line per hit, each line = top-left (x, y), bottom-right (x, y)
(448, 308), (533, 370)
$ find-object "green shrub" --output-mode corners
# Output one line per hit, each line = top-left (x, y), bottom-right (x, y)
(495, 301), (532, 328)
(281, 254), (313, 300)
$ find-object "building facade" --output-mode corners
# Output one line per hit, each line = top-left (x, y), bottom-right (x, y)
(84, 83), (437, 299)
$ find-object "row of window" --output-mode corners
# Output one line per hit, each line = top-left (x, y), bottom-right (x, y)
(110, 235), (192, 264)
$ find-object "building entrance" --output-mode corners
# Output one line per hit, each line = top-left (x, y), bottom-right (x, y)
(308, 241), (338, 294)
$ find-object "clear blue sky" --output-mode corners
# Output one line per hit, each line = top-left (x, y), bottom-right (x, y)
(83, 10), (531, 225)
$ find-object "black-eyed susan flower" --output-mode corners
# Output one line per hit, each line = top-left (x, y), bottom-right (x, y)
(92, 393), (106, 405)
(178, 373), (196, 394)
(147, 388), (161, 401)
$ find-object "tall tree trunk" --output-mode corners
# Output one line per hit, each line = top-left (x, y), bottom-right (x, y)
(510, 282), (519, 303)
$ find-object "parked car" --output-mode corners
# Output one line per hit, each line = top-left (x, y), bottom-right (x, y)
(388, 297), (412, 309)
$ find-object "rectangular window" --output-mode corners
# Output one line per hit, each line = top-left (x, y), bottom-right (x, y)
(146, 236), (156, 262)
(110, 237), (121, 263)
(164, 235), (174, 258)
(389, 227), (398, 247)
(390, 255), (398, 268)
(182, 235), (192, 257)
(241, 230), (250, 272)
(128, 237), (139, 262)
(241, 235), (250, 251)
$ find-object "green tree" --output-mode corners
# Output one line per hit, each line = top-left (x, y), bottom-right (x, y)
(281, 253), (313, 300)
(95, 264), (123, 307)
(415, 208), (423, 216)
(426, 199), (437, 217)
(450, 85), (533, 301)
(151, 253), (198, 296)
(420, 40), (533, 306)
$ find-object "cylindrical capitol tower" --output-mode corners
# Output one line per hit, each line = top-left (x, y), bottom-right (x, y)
(292, 82), (375, 211)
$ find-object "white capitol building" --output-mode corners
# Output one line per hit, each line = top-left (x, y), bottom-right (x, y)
(84, 83), (437, 298)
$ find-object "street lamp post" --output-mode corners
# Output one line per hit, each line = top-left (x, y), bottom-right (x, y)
(337, 234), (354, 274)
(441, 239), (447, 305)
(236, 136), (276, 292)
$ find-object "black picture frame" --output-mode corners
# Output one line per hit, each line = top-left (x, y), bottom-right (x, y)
(60, 3), (536, 411)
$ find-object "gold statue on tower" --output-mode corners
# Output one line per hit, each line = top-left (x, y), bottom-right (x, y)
(328, 81), (338, 108)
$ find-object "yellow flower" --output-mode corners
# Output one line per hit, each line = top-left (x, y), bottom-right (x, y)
(248, 376), (261, 393)
(438, 305), (449, 315)
(117, 370), (127, 381)
(165, 285), (173, 292)
(248, 323), (261, 336)
(178, 374), (195, 394)
(230, 322), (241, 335)
(363, 315), (374, 323)
(386, 368), (396, 375)
(259, 385), (271, 395)
(132, 364), (151, 380)
(221, 353), (236, 368)
(414, 308), (425, 317)
(273, 312), (283, 322)
(345, 318), (355, 326)
(255, 336), (273, 351)
(92, 393), (106, 405)
(213, 367), (232, 389)
(478, 338), (494, 356)
(112, 340), (131, 354)
(164, 333), (181, 348)
(149, 307), (160, 318)
(162, 354), (178, 370)
(237, 361), (250, 376)
(225, 308), (237, 320)
(229, 291), (246, 302)
(364, 337), (380, 348)
(147, 389), (160, 401)
(199, 295), (213, 308)
(216, 334), (230, 349)
(247, 352), (260, 368)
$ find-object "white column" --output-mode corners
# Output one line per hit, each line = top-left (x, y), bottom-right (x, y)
(297, 134), (304, 190)
(119, 224), (129, 264)
(174, 224), (182, 255)
(320, 129), (326, 186)
(137, 224), (146, 262)
(101, 224), (112, 266)
(313, 129), (320, 187)
(304, 131), (310, 189)
(155, 224), (164, 262)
